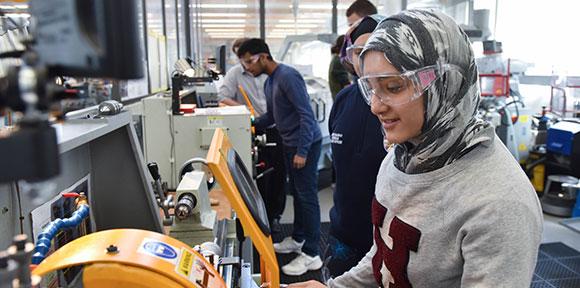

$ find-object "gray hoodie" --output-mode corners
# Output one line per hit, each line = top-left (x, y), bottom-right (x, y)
(328, 9), (543, 287)
(328, 137), (542, 287)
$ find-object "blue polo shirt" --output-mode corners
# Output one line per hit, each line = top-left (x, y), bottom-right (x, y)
(329, 83), (386, 251)
(255, 64), (321, 157)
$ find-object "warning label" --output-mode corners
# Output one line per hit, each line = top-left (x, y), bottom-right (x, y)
(176, 248), (194, 278)
(207, 116), (224, 126)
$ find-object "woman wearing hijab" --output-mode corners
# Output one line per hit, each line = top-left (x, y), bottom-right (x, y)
(324, 15), (386, 279)
(289, 9), (542, 288)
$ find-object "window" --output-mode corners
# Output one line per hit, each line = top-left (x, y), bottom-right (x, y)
(146, 0), (168, 92)
(166, 0), (179, 76)
(495, 0), (580, 75)
(197, 1), (261, 71)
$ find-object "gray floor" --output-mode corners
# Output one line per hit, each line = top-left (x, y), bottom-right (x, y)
(280, 187), (580, 252)
(543, 214), (580, 251)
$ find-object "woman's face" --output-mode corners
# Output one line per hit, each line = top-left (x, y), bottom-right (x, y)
(363, 50), (425, 144)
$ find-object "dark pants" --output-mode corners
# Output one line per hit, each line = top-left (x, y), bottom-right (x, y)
(284, 140), (321, 256)
(256, 127), (286, 223)
(322, 235), (368, 280)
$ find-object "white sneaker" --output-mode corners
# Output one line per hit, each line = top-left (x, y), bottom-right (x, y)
(282, 253), (323, 276)
(273, 237), (304, 254)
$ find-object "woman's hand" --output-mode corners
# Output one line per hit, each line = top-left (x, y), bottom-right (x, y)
(287, 280), (327, 288)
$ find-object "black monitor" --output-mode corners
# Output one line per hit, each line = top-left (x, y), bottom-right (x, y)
(30, 0), (144, 79)
(215, 45), (226, 75)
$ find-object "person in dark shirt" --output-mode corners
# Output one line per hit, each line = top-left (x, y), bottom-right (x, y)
(328, 35), (350, 101)
(237, 38), (323, 276)
(324, 15), (386, 279)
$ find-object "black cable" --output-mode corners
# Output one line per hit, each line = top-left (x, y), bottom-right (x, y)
(168, 112), (175, 184)
(502, 99), (523, 125)
(14, 182), (24, 234)
(510, 100), (520, 125)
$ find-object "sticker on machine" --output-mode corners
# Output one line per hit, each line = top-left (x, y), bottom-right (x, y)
(175, 248), (217, 284)
(137, 238), (179, 265)
(207, 116), (224, 126)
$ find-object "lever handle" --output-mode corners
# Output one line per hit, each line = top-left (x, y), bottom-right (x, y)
(147, 162), (160, 180)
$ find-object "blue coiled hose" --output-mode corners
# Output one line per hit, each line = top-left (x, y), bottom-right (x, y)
(31, 204), (90, 265)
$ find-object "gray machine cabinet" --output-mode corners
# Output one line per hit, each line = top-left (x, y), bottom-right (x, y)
(141, 95), (252, 190)
(0, 111), (162, 248)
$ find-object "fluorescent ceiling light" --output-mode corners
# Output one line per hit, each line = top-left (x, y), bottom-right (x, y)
(201, 4), (248, 9)
(201, 19), (246, 23)
(269, 32), (311, 36)
(275, 24), (318, 28)
(271, 29), (312, 33)
(278, 19), (326, 24)
(289, 4), (349, 9)
(203, 24), (247, 28)
(209, 35), (245, 39)
(15, 4), (28, 9)
(205, 29), (245, 32)
(207, 34), (244, 37)
(201, 13), (247, 17)
(206, 31), (244, 35)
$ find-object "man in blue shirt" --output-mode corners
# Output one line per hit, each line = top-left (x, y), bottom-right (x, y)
(219, 38), (286, 235)
(237, 38), (323, 276)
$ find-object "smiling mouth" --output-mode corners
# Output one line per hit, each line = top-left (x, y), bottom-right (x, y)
(381, 119), (400, 129)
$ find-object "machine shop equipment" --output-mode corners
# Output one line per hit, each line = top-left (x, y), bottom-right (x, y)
(172, 58), (221, 111)
(539, 120), (580, 217)
(141, 95), (252, 190)
(170, 169), (217, 246)
(476, 40), (533, 163)
(0, 0), (278, 286)
(10, 129), (281, 288)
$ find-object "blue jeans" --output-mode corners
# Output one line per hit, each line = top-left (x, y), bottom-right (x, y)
(284, 140), (321, 256)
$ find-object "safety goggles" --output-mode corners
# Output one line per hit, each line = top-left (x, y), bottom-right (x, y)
(345, 45), (365, 64)
(357, 62), (463, 106)
(240, 54), (261, 69)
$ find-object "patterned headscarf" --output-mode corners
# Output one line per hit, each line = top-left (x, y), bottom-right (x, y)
(360, 9), (495, 174)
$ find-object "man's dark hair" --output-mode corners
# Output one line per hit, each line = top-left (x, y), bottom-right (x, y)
(232, 37), (249, 53)
(346, 0), (377, 17)
(236, 38), (273, 60)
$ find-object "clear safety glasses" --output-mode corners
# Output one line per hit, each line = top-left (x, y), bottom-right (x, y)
(345, 45), (365, 64)
(240, 54), (261, 69)
(357, 62), (463, 106)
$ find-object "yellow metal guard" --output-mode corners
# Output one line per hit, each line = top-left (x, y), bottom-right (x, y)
(32, 229), (226, 288)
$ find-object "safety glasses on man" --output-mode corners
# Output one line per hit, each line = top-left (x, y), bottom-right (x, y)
(357, 62), (463, 106)
(240, 54), (261, 69)
(345, 45), (365, 64)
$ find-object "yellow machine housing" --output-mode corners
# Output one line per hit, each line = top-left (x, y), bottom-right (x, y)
(32, 229), (226, 288)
